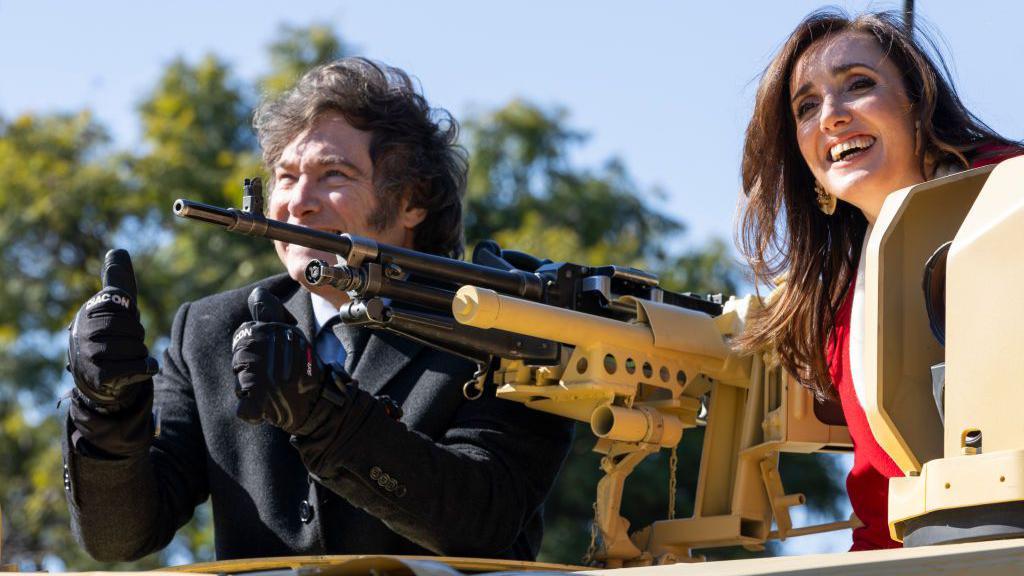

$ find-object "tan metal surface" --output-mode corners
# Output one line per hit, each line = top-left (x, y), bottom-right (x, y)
(889, 449), (1024, 541)
(627, 297), (731, 361)
(35, 539), (1024, 575)
(453, 287), (858, 564)
(945, 156), (1024, 455)
(453, 286), (657, 351)
(583, 538), (1024, 576)
(864, 165), (994, 473)
(58, 569), (200, 573)
(591, 405), (684, 447)
(887, 156), (1024, 540)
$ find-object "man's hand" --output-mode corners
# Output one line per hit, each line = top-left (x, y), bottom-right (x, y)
(68, 249), (159, 411)
(231, 287), (327, 435)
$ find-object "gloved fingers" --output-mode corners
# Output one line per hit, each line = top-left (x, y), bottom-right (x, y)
(88, 333), (150, 357)
(66, 251), (156, 408)
(94, 356), (160, 385)
(232, 347), (267, 386)
(233, 336), (280, 384)
(82, 287), (140, 321)
(234, 357), (270, 424)
(231, 321), (295, 351)
(69, 334), (155, 392)
(232, 322), (314, 387)
(247, 287), (297, 325)
(232, 333), (281, 392)
(231, 320), (259, 352)
(232, 363), (255, 398)
(87, 323), (146, 343)
(229, 312), (323, 433)
(101, 249), (139, 300)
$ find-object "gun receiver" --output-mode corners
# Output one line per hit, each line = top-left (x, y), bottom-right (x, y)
(174, 177), (856, 567)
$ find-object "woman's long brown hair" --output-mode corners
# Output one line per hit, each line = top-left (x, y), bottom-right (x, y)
(736, 9), (1015, 400)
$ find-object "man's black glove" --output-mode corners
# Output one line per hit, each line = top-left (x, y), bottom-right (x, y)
(68, 249), (159, 412)
(232, 287), (339, 436)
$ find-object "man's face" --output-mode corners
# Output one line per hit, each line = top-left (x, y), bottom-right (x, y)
(268, 112), (422, 303)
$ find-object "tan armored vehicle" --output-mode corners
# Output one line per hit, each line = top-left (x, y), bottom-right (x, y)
(5, 157), (1022, 575)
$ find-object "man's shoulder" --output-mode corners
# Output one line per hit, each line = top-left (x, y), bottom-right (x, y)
(186, 273), (301, 319)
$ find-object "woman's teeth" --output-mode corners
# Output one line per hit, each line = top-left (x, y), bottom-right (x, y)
(830, 136), (876, 162)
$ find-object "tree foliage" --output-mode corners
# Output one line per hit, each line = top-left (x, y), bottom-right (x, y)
(464, 101), (680, 267)
(0, 24), (843, 570)
(132, 54), (274, 339)
(261, 23), (347, 96)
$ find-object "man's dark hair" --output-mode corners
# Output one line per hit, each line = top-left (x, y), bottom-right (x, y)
(254, 57), (468, 258)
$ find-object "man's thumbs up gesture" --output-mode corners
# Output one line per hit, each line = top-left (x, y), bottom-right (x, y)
(68, 249), (159, 411)
(231, 287), (332, 435)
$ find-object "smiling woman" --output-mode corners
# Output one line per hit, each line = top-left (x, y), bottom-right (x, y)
(734, 9), (1020, 552)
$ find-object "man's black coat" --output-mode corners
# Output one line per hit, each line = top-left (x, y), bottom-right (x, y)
(63, 274), (573, 561)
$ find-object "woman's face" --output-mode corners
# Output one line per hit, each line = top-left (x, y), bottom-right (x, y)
(789, 31), (923, 222)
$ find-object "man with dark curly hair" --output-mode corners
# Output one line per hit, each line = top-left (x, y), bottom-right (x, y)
(63, 58), (573, 562)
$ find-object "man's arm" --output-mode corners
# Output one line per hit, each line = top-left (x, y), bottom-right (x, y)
(65, 294), (210, 561)
(231, 287), (573, 559)
(297, 370), (573, 559)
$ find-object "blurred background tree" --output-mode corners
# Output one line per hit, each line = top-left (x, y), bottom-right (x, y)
(0, 23), (843, 571)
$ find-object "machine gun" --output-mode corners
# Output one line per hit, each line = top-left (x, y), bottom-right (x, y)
(173, 178), (719, 398)
(174, 178), (857, 566)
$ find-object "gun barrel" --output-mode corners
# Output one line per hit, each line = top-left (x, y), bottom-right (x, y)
(173, 198), (543, 300)
(172, 198), (238, 227)
(172, 198), (353, 256)
(453, 285), (653, 349)
(341, 299), (559, 365)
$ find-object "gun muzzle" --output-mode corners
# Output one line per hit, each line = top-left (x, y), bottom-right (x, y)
(305, 259), (363, 291)
(590, 405), (683, 448)
(172, 198), (239, 228)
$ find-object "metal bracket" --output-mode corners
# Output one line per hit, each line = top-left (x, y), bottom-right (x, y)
(340, 234), (379, 268)
(759, 454), (805, 540)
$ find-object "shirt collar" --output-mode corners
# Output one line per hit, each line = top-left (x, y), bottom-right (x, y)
(310, 292), (340, 333)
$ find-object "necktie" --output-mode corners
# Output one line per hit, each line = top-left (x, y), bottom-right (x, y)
(315, 316), (347, 373)
(331, 321), (366, 374)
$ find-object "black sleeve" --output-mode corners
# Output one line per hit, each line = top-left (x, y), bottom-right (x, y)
(293, 356), (574, 559)
(63, 302), (210, 561)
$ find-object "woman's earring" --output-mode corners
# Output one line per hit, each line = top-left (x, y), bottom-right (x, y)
(816, 181), (836, 215)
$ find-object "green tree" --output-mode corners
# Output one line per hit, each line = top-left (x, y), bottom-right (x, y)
(132, 54), (274, 340)
(0, 113), (137, 398)
(0, 24), (844, 570)
(464, 100), (679, 266)
(261, 23), (347, 96)
(0, 112), (170, 570)
(0, 23), (346, 569)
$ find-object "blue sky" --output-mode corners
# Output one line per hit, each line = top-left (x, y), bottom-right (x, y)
(2, 1), (1020, 255)
(2, 0), (1021, 557)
